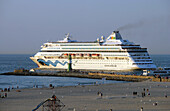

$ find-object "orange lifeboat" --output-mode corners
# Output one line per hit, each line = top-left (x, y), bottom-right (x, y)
(70, 54), (76, 56)
(64, 53), (68, 56)
(88, 54), (92, 57)
(92, 54), (100, 57)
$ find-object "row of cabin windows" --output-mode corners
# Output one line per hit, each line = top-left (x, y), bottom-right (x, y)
(133, 63), (153, 65)
(40, 50), (127, 53)
(131, 54), (149, 56)
(134, 60), (152, 62)
(46, 44), (140, 46)
(62, 48), (119, 50)
(44, 57), (129, 61)
(133, 57), (150, 59)
(104, 54), (127, 56)
(76, 62), (128, 64)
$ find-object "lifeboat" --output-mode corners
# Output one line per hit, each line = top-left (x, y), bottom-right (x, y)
(92, 54), (100, 57)
(76, 53), (83, 57)
(70, 54), (76, 56)
(64, 53), (68, 56)
(80, 54), (83, 57)
(76, 53), (81, 57)
(88, 54), (92, 57)
(84, 54), (89, 57)
(84, 54), (92, 57)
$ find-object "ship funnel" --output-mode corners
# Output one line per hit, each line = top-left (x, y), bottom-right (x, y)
(113, 31), (119, 33)
(113, 31), (122, 40)
(107, 30), (122, 41)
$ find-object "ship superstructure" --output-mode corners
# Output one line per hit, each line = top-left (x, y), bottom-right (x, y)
(30, 31), (157, 71)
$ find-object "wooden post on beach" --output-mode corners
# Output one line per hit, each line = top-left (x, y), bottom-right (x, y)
(67, 54), (72, 72)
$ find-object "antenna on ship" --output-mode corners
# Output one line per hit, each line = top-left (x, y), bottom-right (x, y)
(65, 33), (71, 38)
(100, 36), (105, 42)
(97, 38), (100, 42)
(65, 33), (69, 37)
(65, 33), (72, 40)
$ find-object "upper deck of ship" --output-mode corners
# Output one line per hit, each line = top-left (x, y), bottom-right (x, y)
(42, 31), (141, 47)
(39, 31), (148, 53)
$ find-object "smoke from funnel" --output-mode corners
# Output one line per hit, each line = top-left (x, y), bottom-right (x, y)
(116, 15), (170, 31)
(117, 21), (144, 31)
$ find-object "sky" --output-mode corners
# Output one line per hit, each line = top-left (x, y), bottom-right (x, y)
(0, 0), (170, 54)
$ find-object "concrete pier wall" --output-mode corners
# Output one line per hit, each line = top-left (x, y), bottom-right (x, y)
(2, 71), (169, 82)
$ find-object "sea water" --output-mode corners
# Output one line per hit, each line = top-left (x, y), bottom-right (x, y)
(0, 54), (170, 89)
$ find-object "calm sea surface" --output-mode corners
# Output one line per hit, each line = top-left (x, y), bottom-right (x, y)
(0, 54), (170, 89)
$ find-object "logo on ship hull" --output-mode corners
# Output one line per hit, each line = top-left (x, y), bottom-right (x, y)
(37, 59), (68, 67)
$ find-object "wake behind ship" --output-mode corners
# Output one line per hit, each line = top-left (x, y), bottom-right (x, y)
(30, 31), (157, 71)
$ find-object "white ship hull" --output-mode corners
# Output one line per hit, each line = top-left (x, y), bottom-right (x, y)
(30, 57), (156, 71)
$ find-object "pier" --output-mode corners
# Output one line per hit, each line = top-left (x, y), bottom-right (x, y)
(2, 69), (170, 82)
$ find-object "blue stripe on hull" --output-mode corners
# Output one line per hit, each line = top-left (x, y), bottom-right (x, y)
(37, 59), (68, 67)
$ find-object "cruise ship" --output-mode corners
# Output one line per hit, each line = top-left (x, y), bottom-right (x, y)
(30, 31), (157, 71)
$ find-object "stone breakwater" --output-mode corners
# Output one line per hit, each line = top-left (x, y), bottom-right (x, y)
(2, 70), (170, 82)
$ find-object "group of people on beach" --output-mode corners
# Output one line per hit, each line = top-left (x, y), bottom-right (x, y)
(0, 86), (20, 98)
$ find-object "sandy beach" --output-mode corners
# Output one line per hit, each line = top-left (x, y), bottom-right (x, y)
(0, 81), (170, 111)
